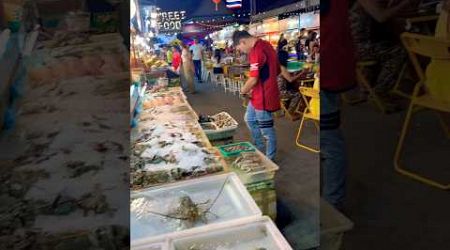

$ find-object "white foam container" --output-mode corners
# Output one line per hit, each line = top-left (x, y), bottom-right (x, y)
(168, 216), (293, 250)
(131, 173), (262, 245)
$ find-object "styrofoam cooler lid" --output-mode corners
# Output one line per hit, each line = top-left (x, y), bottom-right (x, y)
(131, 173), (262, 245)
(169, 216), (293, 250)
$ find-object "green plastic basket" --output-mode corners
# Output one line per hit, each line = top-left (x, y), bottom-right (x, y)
(217, 142), (255, 157)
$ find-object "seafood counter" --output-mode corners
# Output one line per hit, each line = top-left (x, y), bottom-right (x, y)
(131, 87), (225, 189)
(130, 76), (290, 248)
(0, 31), (129, 249)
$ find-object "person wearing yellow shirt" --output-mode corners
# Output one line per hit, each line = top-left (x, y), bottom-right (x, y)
(166, 46), (173, 66)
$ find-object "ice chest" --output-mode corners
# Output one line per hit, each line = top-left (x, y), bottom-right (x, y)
(131, 173), (261, 245)
(169, 216), (293, 250)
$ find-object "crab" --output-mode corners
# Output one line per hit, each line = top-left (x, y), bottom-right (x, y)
(77, 184), (115, 217)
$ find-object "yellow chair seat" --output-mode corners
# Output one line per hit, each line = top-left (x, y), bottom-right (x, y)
(413, 94), (450, 113)
(357, 61), (377, 67)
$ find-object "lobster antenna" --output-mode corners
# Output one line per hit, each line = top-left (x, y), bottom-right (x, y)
(144, 210), (188, 221)
(205, 176), (229, 213)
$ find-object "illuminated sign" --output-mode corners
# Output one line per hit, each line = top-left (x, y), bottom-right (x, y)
(158, 10), (187, 33)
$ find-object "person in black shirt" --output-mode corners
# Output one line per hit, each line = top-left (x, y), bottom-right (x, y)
(305, 31), (318, 55)
(349, 0), (419, 111)
(277, 39), (303, 113)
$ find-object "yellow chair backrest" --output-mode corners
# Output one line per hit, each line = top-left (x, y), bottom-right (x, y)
(435, 8), (449, 39)
(401, 32), (450, 103)
(401, 33), (450, 60)
(223, 65), (229, 76)
(300, 79), (320, 119)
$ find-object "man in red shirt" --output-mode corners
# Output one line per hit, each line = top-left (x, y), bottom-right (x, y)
(167, 46), (181, 78)
(232, 30), (281, 161)
(171, 47), (181, 72)
(320, 0), (356, 210)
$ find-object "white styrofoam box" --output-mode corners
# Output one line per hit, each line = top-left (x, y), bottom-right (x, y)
(168, 216), (293, 250)
(130, 173), (262, 245)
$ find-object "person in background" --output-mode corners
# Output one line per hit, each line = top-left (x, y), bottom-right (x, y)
(305, 31), (318, 54)
(171, 46), (181, 71)
(190, 38), (204, 83)
(277, 33), (285, 47)
(277, 39), (304, 114)
(320, 0), (356, 210)
(166, 46), (181, 78)
(233, 30), (281, 161)
(296, 28), (307, 60)
(212, 48), (224, 75)
(350, 0), (419, 111)
(310, 43), (320, 63)
(166, 46), (173, 66)
(181, 43), (196, 93)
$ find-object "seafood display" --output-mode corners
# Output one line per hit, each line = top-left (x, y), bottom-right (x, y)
(130, 173), (261, 242)
(131, 87), (225, 189)
(142, 55), (169, 69)
(218, 142), (256, 157)
(220, 147), (279, 185)
(0, 28), (129, 248)
(36, 32), (123, 49)
(199, 112), (238, 130)
(231, 152), (265, 173)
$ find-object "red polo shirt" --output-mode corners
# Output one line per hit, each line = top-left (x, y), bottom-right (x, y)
(172, 51), (181, 71)
(320, 0), (356, 92)
(248, 39), (281, 112)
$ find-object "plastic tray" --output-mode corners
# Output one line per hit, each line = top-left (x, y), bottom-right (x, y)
(130, 173), (261, 245)
(204, 125), (238, 141)
(169, 216), (293, 250)
(217, 142), (256, 157)
(201, 112), (238, 141)
(223, 149), (279, 185)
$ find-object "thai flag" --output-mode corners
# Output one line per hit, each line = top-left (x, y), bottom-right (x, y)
(226, 0), (242, 9)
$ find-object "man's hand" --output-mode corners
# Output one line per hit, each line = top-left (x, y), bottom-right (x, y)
(240, 77), (258, 95)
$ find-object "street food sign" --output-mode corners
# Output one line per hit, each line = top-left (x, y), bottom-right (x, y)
(158, 10), (187, 33)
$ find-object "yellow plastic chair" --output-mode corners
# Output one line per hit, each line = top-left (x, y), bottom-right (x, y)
(394, 32), (450, 190)
(354, 60), (393, 113)
(297, 78), (316, 114)
(296, 78), (320, 153)
(392, 15), (440, 99)
(204, 61), (214, 83)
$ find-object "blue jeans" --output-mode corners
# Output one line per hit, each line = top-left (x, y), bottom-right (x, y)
(320, 91), (347, 209)
(193, 60), (202, 81)
(244, 102), (277, 160)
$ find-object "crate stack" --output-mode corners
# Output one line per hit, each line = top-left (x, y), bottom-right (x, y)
(217, 141), (280, 221)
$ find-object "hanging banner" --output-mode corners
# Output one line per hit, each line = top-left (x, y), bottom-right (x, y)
(226, 0), (242, 9)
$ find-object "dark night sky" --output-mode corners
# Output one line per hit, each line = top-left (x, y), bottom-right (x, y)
(139, 0), (301, 18)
